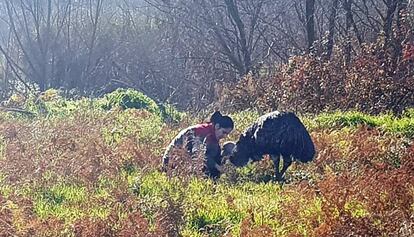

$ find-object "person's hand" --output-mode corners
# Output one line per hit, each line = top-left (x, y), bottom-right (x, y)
(215, 163), (223, 173)
(222, 156), (232, 166)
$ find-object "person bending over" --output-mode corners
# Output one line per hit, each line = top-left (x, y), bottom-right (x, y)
(162, 111), (234, 179)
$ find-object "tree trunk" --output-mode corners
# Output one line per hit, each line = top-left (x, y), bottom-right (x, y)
(224, 0), (251, 75)
(325, 0), (339, 60)
(306, 0), (316, 52)
(343, 0), (353, 66)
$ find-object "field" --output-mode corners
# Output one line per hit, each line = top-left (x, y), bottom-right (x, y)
(0, 91), (413, 236)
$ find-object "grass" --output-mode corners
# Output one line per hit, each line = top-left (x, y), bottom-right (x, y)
(305, 110), (414, 138)
(0, 96), (413, 236)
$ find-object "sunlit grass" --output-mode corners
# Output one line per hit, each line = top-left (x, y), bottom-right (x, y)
(306, 110), (414, 138)
(0, 97), (413, 236)
(34, 184), (87, 221)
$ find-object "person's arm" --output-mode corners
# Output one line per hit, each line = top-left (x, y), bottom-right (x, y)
(205, 142), (221, 171)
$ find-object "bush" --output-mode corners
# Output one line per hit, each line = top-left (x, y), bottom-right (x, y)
(101, 88), (160, 114)
(158, 103), (185, 124)
(101, 88), (183, 123)
(9, 88), (183, 123)
(218, 40), (414, 115)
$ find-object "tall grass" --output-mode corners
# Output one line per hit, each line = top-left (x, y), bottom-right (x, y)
(0, 97), (413, 236)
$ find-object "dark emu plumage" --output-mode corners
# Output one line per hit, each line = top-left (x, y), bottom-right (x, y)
(226, 111), (315, 181)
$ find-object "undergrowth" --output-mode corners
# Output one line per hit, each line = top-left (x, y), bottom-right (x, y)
(0, 100), (413, 236)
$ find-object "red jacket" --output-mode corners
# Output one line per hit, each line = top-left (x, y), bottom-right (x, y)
(193, 123), (218, 145)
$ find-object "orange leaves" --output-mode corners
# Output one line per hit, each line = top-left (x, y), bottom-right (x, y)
(310, 127), (414, 236)
(403, 43), (414, 62)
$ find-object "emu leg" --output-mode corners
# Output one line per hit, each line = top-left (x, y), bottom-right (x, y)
(270, 155), (282, 181)
(279, 156), (293, 180)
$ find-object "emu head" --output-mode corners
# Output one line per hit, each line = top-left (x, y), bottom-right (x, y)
(221, 141), (236, 157)
(222, 141), (250, 167)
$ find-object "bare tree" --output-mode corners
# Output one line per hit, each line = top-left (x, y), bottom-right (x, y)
(343, 0), (353, 65)
(325, 0), (340, 59)
(305, 0), (316, 51)
(0, 0), (137, 97)
(0, 0), (412, 108)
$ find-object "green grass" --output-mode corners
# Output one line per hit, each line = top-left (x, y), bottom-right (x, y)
(34, 184), (87, 221)
(304, 110), (414, 138)
(345, 200), (369, 218)
(0, 94), (412, 236)
(101, 109), (165, 146)
(127, 171), (323, 236)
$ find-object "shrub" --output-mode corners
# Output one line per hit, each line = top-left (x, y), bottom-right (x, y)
(101, 88), (184, 123)
(218, 40), (414, 115)
(101, 88), (160, 114)
(159, 103), (185, 124)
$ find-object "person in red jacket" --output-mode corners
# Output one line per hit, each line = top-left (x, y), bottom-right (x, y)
(162, 111), (234, 178)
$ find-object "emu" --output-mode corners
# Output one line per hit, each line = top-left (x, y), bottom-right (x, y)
(222, 111), (315, 181)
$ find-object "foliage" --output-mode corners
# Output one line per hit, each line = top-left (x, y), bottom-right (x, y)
(0, 101), (413, 236)
(218, 39), (414, 115)
(2, 88), (184, 125)
(101, 88), (160, 113)
(306, 110), (414, 138)
(101, 88), (184, 123)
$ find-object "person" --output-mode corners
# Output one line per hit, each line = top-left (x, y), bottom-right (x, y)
(162, 111), (234, 179)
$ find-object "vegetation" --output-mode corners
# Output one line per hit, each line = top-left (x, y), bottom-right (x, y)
(1, 1), (413, 110)
(0, 1), (412, 235)
(0, 95), (413, 236)
(217, 40), (414, 115)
